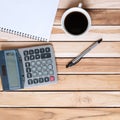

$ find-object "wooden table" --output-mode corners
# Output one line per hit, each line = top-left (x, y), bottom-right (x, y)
(0, 0), (120, 119)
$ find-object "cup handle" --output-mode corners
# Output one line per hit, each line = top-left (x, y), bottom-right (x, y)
(78, 3), (82, 8)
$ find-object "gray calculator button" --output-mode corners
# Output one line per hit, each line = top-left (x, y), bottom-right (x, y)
(29, 49), (34, 54)
(34, 79), (39, 84)
(43, 71), (48, 75)
(44, 77), (49, 82)
(35, 54), (40, 59)
(43, 66), (47, 70)
(40, 48), (45, 53)
(33, 72), (38, 77)
(48, 64), (53, 69)
(49, 70), (54, 75)
(24, 56), (29, 61)
(37, 67), (42, 71)
(41, 53), (51, 59)
(36, 60), (41, 65)
(45, 47), (50, 52)
(24, 50), (29, 56)
(27, 73), (32, 78)
(47, 59), (52, 64)
(32, 67), (37, 71)
(38, 72), (42, 76)
(41, 60), (46, 65)
(26, 68), (31, 73)
(39, 78), (44, 83)
(31, 61), (36, 66)
(25, 62), (30, 67)
(30, 55), (35, 60)
(28, 79), (33, 85)
(35, 49), (39, 54)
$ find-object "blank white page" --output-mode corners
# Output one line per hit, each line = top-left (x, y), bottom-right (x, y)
(0, 0), (59, 41)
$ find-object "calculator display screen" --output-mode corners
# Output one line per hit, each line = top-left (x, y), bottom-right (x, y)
(5, 50), (20, 89)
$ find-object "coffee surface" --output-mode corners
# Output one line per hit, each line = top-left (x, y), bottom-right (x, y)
(64, 12), (88, 35)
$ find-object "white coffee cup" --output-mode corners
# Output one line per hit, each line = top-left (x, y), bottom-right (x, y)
(61, 3), (91, 36)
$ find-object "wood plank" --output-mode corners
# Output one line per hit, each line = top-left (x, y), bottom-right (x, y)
(58, 0), (120, 9)
(1, 75), (120, 91)
(51, 26), (120, 41)
(14, 75), (120, 90)
(53, 42), (120, 57)
(0, 42), (120, 57)
(57, 58), (120, 74)
(55, 9), (120, 25)
(0, 26), (120, 42)
(0, 108), (120, 120)
(0, 92), (120, 107)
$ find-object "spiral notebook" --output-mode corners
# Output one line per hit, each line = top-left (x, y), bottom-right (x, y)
(0, 0), (59, 41)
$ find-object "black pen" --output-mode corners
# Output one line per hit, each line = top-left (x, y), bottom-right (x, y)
(66, 38), (103, 68)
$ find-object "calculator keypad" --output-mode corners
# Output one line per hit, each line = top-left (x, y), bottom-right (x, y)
(19, 45), (57, 87)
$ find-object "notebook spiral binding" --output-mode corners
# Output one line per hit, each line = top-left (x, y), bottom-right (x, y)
(0, 27), (48, 41)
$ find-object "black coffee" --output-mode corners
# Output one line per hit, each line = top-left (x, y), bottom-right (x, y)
(64, 12), (88, 35)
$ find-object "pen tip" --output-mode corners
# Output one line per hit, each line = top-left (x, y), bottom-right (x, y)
(66, 65), (69, 68)
(66, 62), (73, 68)
(98, 39), (102, 43)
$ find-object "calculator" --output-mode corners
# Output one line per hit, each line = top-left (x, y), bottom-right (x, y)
(0, 44), (58, 91)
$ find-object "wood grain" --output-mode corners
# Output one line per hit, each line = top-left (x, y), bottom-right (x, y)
(51, 26), (120, 41)
(0, 26), (119, 41)
(0, 42), (120, 57)
(57, 58), (120, 74)
(14, 75), (120, 90)
(52, 42), (120, 57)
(0, 26), (120, 41)
(55, 9), (120, 25)
(58, 0), (120, 9)
(0, 0), (119, 119)
(1, 75), (120, 91)
(0, 108), (120, 120)
(0, 92), (120, 107)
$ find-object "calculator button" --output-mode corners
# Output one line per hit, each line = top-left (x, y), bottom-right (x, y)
(32, 67), (36, 72)
(40, 48), (45, 53)
(49, 70), (54, 75)
(50, 76), (55, 81)
(26, 68), (31, 73)
(47, 59), (52, 64)
(24, 56), (29, 61)
(25, 62), (30, 67)
(41, 60), (46, 65)
(35, 54), (40, 59)
(37, 67), (42, 71)
(28, 79), (33, 85)
(29, 49), (34, 54)
(44, 77), (49, 82)
(43, 66), (47, 70)
(35, 49), (39, 54)
(31, 61), (36, 66)
(48, 64), (53, 69)
(27, 73), (32, 78)
(45, 47), (50, 52)
(33, 72), (38, 77)
(30, 55), (35, 60)
(36, 60), (41, 65)
(38, 72), (42, 76)
(41, 53), (51, 59)
(43, 71), (48, 75)
(24, 50), (29, 56)
(34, 79), (39, 84)
(39, 78), (44, 83)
